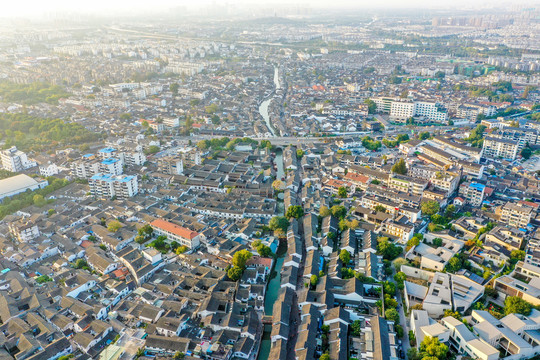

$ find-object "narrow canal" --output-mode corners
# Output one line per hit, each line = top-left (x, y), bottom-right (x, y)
(258, 148), (286, 360)
(258, 65), (281, 137)
(258, 244), (286, 360)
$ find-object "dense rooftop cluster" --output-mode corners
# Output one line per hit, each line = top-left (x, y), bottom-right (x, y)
(0, 7), (539, 360)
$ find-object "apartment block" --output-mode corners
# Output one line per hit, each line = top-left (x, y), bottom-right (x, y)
(458, 182), (486, 207)
(89, 173), (138, 199)
(500, 201), (534, 229)
(482, 137), (519, 160)
(1, 146), (36, 172)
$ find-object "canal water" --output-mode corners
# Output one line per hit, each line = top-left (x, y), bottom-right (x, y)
(258, 145), (286, 360)
(258, 244), (286, 360)
(258, 65), (281, 137)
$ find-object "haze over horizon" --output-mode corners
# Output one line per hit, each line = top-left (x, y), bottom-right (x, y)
(3, 0), (540, 19)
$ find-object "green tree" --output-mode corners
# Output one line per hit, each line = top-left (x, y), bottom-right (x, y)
(286, 205), (304, 219)
(384, 281), (397, 296)
(232, 250), (253, 269)
(269, 216), (290, 233)
(107, 220), (123, 233)
(445, 256), (462, 273)
(364, 99), (376, 114)
(391, 158), (408, 175)
(227, 266), (243, 281)
(395, 324), (404, 338)
(319, 354), (330, 360)
(510, 250), (526, 262)
(138, 224), (154, 237)
(197, 140), (209, 150)
(406, 236), (420, 249)
(205, 103), (220, 114)
(443, 309), (462, 320)
(339, 249), (351, 265)
(319, 206), (331, 217)
(421, 200), (440, 216)
(173, 351), (185, 359)
(73, 259), (88, 269)
(377, 237), (402, 260)
(252, 241), (273, 258)
(466, 124), (487, 148)
(351, 320), (362, 336)
(339, 219), (359, 231)
(505, 296), (532, 316)
(388, 75), (402, 84)
(148, 235), (169, 253)
(330, 205), (347, 219)
(120, 113), (132, 120)
(521, 146), (532, 159)
(337, 186), (348, 198)
(144, 145), (160, 155)
(432, 238), (443, 247)
(170, 83), (179, 95)
(374, 204), (386, 213)
(407, 348), (422, 360)
(272, 179), (283, 191)
(385, 308), (400, 323)
(393, 257), (409, 272)
(310, 274), (319, 287)
(362, 136), (382, 151)
(175, 245), (188, 255)
(444, 204), (456, 219)
(33, 194), (46, 207)
(419, 336), (449, 360)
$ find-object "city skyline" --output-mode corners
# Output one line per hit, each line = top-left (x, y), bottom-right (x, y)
(2, 0), (539, 19)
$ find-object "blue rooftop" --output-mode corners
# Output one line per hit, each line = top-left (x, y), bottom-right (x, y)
(118, 175), (135, 182)
(91, 173), (114, 181)
(83, 153), (94, 158)
(90, 173), (135, 182)
(101, 158), (120, 165)
(470, 182), (485, 191)
(99, 147), (117, 153)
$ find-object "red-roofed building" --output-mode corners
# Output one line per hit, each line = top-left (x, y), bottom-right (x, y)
(112, 267), (129, 280)
(80, 240), (93, 249)
(454, 197), (465, 206)
(344, 172), (370, 190)
(139, 119), (164, 133)
(150, 219), (202, 249)
(519, 200), (539, 210)
(246, 256), (273, 269)
(323, 179), (354, 194)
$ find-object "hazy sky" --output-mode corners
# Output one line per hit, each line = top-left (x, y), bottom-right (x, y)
(2, 0), (538, 18)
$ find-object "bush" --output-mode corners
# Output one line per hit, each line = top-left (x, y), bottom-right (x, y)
(505, 296), (532, 316)
(107, 220), (123, 233)
(377, 237), (402, 260)
(36, 275), (52, 284)
(385, 308), (400, 323)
